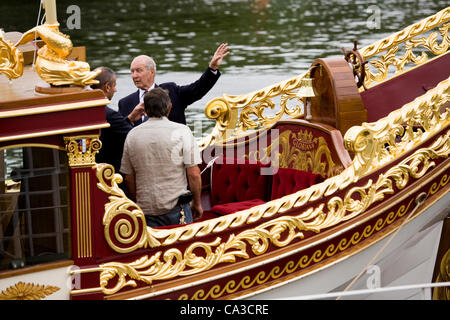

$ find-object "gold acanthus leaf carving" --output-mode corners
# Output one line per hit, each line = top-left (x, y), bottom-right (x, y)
(359, 5), (450, 89)
(199, 70), (310, 149)
(97, 211), (321, 295)
(0, 282), (59, 300)
(64, 135), (102, 168)
(363, 22), (449, 88)
(345, 76), (449, 172)
(360, 7), (450, 59)
(0, 30), (24, 79)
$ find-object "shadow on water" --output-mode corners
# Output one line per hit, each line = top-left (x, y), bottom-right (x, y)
(1, 0), (448, 133)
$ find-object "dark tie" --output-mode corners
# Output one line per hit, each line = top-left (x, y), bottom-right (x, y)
(141, 90), (148, 123)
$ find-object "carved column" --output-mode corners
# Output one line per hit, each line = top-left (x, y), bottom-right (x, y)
(64, 135), (101, 265)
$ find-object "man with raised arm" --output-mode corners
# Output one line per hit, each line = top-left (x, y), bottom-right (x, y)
(118, 43), (230, 126)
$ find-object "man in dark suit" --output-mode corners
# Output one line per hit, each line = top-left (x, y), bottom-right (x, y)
(91, 67), (144, 174)
(118, 43), (230, 126)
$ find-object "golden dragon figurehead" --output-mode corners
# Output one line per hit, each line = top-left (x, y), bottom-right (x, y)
(0, 0), (100, 87)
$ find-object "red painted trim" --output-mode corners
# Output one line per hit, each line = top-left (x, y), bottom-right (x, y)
(361, 52), (450, 122)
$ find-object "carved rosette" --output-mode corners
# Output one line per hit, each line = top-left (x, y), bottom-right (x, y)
(64, 135), (102, 168)
(0, 282), (59, 300)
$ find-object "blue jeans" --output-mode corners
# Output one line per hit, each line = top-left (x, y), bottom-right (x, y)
(145, 203), (193, 227)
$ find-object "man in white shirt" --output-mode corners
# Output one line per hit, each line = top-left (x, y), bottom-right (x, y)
(120, 87), (203, 227)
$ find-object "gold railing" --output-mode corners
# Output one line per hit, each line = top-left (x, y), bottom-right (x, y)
(359, 6), (450, 89)
(198, 70), (313, 150)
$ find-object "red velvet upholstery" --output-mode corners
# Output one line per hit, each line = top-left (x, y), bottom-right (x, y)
(210, 158), (271, 206)
(196, 210), (221, 222)
(210, 199), (265, 215)
(271, 168), (323, 200)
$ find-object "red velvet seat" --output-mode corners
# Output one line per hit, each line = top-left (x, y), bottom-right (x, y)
(271, 167), (323, 200)
(209, 158), (271, 215)
(210, 198), (266, 215)
(196, 210), (221, 222)
(210, 158), (271, 206)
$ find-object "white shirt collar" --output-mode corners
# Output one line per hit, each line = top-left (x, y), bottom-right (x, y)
(139, 84), (156, 102)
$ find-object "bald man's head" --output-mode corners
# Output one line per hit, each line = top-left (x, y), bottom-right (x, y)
(130, 55), (157, 90)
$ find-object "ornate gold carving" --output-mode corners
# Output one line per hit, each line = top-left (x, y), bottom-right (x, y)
(360, 7), (450, 88)
(88, 133), (448, 296)
(79, 168), (448, 297)
(86, 73), (449, 296)
(1, 1), (99, 86)
(199, 70), (311, 149)
(0, 282), (59, 300)
(13, 23), (100, 86)
(0, 30), (24, 79)
(96, 163), (161, 253)
(177, 197), (425, 300)
(433, 248), (450, 300)
(344, 77), (449, 173)
(64, 135), (102, 167)
(246, 129), (340, 177)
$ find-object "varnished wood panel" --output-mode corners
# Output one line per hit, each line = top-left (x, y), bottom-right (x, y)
(309, 58), (367, 136)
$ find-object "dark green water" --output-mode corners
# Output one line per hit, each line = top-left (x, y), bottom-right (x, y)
(2, 0), (448, 74)
(1, 0), (448, 128)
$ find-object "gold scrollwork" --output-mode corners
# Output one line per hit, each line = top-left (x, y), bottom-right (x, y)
(178, 198), (417, 300)
(64, 135), (102, 167)
(344, 76), (449, 173)
(0, 30), (24, 79)
(433, 248), (450, 300)
(360, 7), (450, 88)
(199, 70), (311, 149)
(0, 282), (59, 300)
(96, 163), (161, 252)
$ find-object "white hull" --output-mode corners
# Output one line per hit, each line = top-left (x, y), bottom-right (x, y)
(243, 192), (450, 300)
